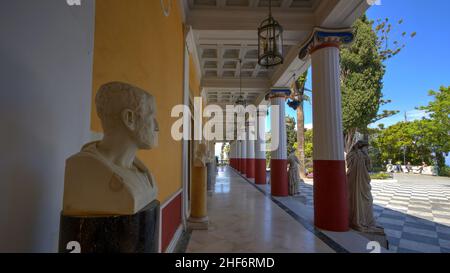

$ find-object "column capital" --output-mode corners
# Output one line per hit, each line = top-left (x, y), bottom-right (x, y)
(299, 27), (354, 60)
(267, 87), (291, 99)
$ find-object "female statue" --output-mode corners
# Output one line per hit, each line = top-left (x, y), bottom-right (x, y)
(346, 141), (384, 234)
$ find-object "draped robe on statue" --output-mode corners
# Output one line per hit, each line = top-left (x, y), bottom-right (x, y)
(346, 145), (383, 234)
(288, 153), (301, 196)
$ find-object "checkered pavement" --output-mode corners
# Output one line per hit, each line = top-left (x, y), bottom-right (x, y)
(293, 176), (450, 253)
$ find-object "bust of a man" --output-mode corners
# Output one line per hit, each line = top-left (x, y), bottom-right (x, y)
(62, 82), (159, 216)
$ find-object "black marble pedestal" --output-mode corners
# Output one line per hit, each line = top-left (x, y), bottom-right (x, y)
(58, 200), (160, 253)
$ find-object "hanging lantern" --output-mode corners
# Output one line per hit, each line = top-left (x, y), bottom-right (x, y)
(258, 0), (284, 68)
(235, 95), (246, 107)
(234, 59), (247, 107)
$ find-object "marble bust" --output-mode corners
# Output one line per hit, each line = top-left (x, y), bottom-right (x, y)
(63, 82), (159, 216)
(346, 141), (384, 234)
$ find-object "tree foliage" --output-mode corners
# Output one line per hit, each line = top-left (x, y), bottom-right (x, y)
(371, 86), (450, 175)
(341, 16), (415, 151)
(294, 129), (314, 172)
(286, 116), (297, 156)
(418, 86), (450, 172)
(371, 121), (434, 165)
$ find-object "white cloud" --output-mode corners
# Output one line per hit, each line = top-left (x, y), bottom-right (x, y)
(369, 109), (430, 128)
(406, 110), (429, 120)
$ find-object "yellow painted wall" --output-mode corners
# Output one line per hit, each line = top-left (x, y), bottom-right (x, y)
(91, 0), (184, 203)
(189, 55), (201, 97)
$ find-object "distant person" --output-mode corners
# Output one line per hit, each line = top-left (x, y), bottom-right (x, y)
(418, 162), (428, 174)
(406, 162), (413, 173)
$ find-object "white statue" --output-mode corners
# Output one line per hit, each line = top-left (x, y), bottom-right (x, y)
(287, 153), (301, 196)
(63, 82), (159, 216)
(194, 142), (209, 167)
(346, 141), (384, 234)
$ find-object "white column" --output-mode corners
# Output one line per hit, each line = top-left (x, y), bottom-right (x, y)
(312, 47), (345, 161)
(255, 109), (266, 160)
(299, 27), (354, 232)
(269, 88), (290, 196)
(229, 142), (234, 168)
(241, 139), (247, 175)
(237, 140), (241, 172)
(255, 108), (267, 184)
(246, 123), (255, 179)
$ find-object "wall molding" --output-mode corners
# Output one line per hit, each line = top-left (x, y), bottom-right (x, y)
(165, 225), (183, 253)
(158, 189), (183, 252)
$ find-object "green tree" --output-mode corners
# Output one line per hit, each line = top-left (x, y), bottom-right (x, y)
(286, 116), (297, 156)
(372, 121), (434, 166)
(418, 86), (450, 174)
(266, 132), (272, 168)
(290, 71), (310, 179)
(341, 16), (415, 151)
(371, 85), (450, 176)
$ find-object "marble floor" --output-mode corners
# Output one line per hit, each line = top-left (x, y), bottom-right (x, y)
(278, 174), (450, 253)
(186, 167), (334, 253)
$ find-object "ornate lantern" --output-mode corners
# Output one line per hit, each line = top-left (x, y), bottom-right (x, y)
(258, 0), (284, 68)
(235, 59), (247, 107)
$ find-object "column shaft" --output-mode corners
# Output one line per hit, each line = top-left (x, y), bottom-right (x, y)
(237, 141), (241, 172)
(255, 110), (267, 184)
(246, 139), (255, 179)
(312, 46), (348, 232)
(270, 92), (288, 197)
(230, 142), (235, 169)
(189, 165), (208, 229)
(241, 139), (247, 175)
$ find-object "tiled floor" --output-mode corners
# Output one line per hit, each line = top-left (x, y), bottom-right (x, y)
(186, 167), (334, 253)
(291, 174), (450, 253)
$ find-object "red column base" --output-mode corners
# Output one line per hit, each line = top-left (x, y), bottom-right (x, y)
(241, 159), (247, 175)
(246, 158), (255, 179)
(255, 159), (266, 185)
(270, 159), (288, 197)
(313, 160), (349, 232)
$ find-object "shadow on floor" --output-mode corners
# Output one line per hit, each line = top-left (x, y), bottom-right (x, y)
(265, 170), (450, 253)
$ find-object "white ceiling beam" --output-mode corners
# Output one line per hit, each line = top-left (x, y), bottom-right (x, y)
(269, 0), (370, 92)
(202, 78), (270, 90)
(281, 0), (293, 8)
(270, 46), (310, 87)
(217, 44), (224, 78)
(315, 0), (369, 28)
(198, 37), (300, 46)
(185, 26), (203, 85)
(187, 9), (315, 31)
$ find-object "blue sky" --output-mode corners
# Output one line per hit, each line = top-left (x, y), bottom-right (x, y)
(283, 0), (450, 126)
(275, 0), (450, 164)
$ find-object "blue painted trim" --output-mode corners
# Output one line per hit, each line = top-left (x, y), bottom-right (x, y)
(299, 28), (354, 60)
(316, 31), (354, 44)
(270, 88), (291, 97)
